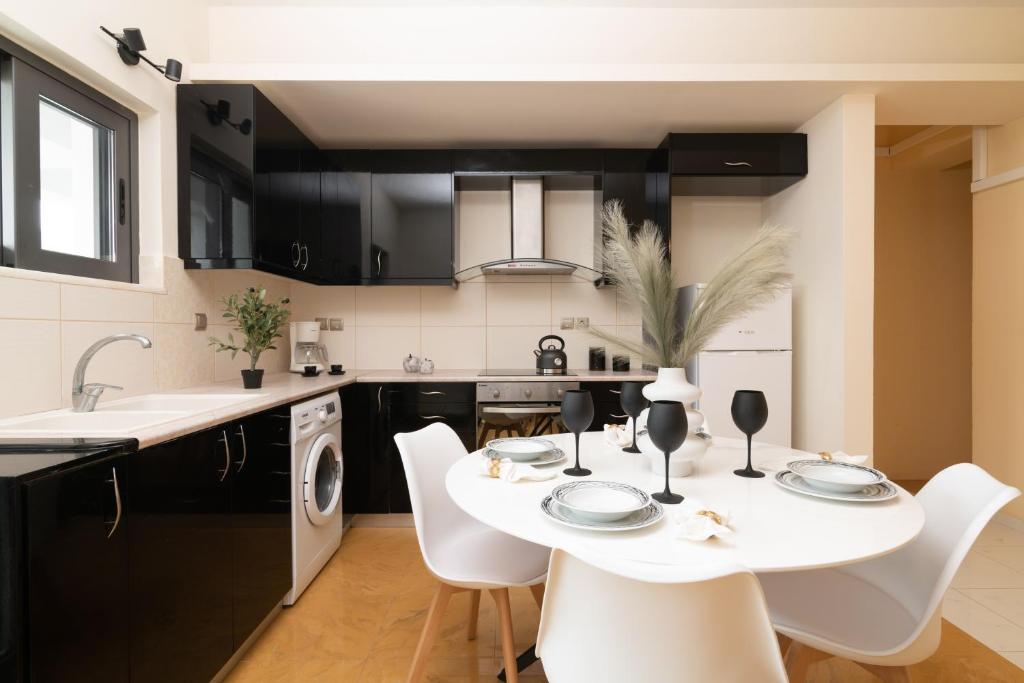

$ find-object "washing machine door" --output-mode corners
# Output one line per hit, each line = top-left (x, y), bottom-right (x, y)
(303, 433), (342, 526)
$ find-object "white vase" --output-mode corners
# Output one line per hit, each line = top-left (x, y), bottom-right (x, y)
(636, 368), (709, 477)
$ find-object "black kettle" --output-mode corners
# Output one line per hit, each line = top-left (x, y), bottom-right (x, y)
(534, 335), (567, 375)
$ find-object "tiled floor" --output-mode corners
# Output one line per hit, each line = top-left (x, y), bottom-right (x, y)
(226, 526), (1024, 682)
(945, 518), (1024, 669)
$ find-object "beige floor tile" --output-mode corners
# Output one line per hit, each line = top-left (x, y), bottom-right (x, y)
(962, 588), (1024, 629)
(944, 589), (1024, 651)
(977, 521), (1024, 547)
(979, 546), (1024, 574)
(999, 651), (1024, 669)
(952, 551), (1024, 589)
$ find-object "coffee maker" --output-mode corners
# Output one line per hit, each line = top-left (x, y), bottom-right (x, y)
(289, 321), (329, 373)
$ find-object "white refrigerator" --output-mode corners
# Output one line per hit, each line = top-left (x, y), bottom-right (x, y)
(680, 284), (792, 447)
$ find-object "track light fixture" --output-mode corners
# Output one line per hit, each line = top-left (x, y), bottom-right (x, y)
(100, 26), (182, 82)
(202, 99), (253, 136)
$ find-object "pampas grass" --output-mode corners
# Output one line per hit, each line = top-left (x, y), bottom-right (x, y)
(587, 200), (794, 368)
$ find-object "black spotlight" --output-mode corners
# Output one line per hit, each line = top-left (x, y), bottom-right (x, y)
(100, 26), (182, 83)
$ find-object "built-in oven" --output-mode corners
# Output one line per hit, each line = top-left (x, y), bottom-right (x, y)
(476, 381), (579, 447)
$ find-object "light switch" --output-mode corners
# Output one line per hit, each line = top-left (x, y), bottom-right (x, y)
(560, 317), (574, 330)
(329, 318), (344, 331)
(316, 317), (328, 330)
(194, 313), (207, 331)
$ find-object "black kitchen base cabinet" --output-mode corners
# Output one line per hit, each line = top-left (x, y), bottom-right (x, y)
(24, 453), (131, 683)
(128, 407), (292, 683)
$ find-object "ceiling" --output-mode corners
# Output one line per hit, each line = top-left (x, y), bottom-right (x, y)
(254, 80), (1024, 148)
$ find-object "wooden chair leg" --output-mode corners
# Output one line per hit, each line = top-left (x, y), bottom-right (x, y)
(776, 633), (792, 656)
(467, 590), (481, 641)
(491, 588), (519, 683)
(856, 662), (911, 683)
(528, 582), (545, 610)
(407, 582), (455, 683)
(784, 642), (833, 683)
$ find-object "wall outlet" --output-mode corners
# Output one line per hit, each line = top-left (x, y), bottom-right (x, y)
(194, 313), (207, 331)
(329, 318), (344, 331)
(575, 317), (590, 329)
(560, 317), (574, 330)
(316, 317), (328, 330)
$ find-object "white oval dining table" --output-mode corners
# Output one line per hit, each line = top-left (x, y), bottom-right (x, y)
(446, 432), (925, 573)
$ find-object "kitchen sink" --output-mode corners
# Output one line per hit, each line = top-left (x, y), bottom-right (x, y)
(0, 410), (190, 434)
(99, 393), (261, 413)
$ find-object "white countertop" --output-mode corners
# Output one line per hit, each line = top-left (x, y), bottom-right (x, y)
(0, 369), (655, 449)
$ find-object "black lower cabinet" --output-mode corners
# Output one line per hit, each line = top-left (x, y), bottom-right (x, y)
(231, 409), (292, 649)
(128, 426), (234, 683)
(24, 454), (130, 683)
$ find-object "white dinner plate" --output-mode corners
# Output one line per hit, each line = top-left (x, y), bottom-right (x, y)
(787, 460), (886, 493)
(541, 495), (663, 532)
(486, 437), (557, 462)
(482, 447), (566, 466)
(551, 481), (651, 523)
(774, 470), (898, 503)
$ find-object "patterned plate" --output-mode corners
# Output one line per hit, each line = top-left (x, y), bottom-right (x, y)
(774, 470), (898, 503)
(551, 480), (651, 522)
(541, 495), (664, 532)
(482, 447), (566, 466)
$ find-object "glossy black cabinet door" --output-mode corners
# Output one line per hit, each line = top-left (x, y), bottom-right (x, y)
(321, 170), (371, 283)
(231, 410), (292, 649)
(128, 427), (233, 683)
(370, 173), (454, 282)
(25, 455), (129, 683)
(341, 383), (373, 513)
(662, 133), (807, 196)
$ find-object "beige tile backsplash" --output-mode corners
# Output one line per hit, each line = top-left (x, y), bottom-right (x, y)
(0, 259), (641, 419)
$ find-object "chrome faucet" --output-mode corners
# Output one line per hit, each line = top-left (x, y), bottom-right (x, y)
(71, 334), (153, 412)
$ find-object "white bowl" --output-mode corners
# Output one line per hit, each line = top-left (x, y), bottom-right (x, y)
(551, 481), (651, 523)
(787, 460), (886, 494)
(486, 437), (556, 462)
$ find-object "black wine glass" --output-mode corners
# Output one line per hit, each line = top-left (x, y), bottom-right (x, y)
(561, 390), (595, 476)
(732, 390), (769, 478)
(646, 400), (687, 504)
(619, 382), (648, 454)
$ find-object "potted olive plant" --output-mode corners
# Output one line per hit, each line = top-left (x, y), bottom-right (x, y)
(209, 286), (291, 389)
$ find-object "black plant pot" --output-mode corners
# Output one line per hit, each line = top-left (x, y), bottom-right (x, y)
(241, 369), (264, 389)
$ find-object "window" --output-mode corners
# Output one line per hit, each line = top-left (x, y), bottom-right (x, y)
(1, 36), (138, 283)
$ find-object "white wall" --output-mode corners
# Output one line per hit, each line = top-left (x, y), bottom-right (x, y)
(765, 94), (876, 454)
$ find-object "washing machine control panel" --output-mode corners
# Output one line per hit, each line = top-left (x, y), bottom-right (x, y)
(292, 392), (342, 435)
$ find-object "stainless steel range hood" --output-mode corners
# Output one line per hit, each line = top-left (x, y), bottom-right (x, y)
(455, 177), (604, 284)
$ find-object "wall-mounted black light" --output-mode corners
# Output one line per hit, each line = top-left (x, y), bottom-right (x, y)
(100, 26), (182, 82)
(202, 98), (253, 136)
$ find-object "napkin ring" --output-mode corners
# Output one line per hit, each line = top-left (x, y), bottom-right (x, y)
(695, 510), (723, 526)
(818, 451), (833, 462)
(487, 456), (502, 478)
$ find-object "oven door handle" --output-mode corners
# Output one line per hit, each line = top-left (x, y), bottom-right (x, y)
(479, 405), (562, 415)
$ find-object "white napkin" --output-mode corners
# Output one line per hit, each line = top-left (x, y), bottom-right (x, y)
(478, 457), (558, 483)
(670, 501), (733, 541)
(604, 420), (633, 448)
(818, 450), (869, 465)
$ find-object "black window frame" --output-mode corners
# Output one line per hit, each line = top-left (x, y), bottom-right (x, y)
(0, 35), (139, 283)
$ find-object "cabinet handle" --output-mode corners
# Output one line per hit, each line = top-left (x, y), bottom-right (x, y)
(300, 243), (309, 271)
(106, 466), (123, 539)
(420, 391), (445, 396)
(218, 430), (231, 482)
(291, 241), (301, 267)
(377, 386), (383, 412)
(724, 161), (752, 167)
(610, 413), (629, 419)
(376, 250), (382, 276)
(609, 389), (621, 395)
(235, 424), (248, 473)
(419, 415), (447, 421)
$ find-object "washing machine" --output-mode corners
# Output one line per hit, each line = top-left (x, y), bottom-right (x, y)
(285, 391), (344, 605)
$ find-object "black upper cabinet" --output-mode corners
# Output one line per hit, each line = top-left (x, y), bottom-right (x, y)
(452, 149), (603, 175)
(177, 84), (320, 280)
(661, 133), (807, 196)
(24, 455), (130, 683)
(370, 172), (454, 282)
(320, 168), (371, 283)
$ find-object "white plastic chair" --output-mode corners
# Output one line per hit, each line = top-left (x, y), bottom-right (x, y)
(394, 423), (550, 683)
(535, 547), (789, 683)
(758, 463), (1020, 682)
